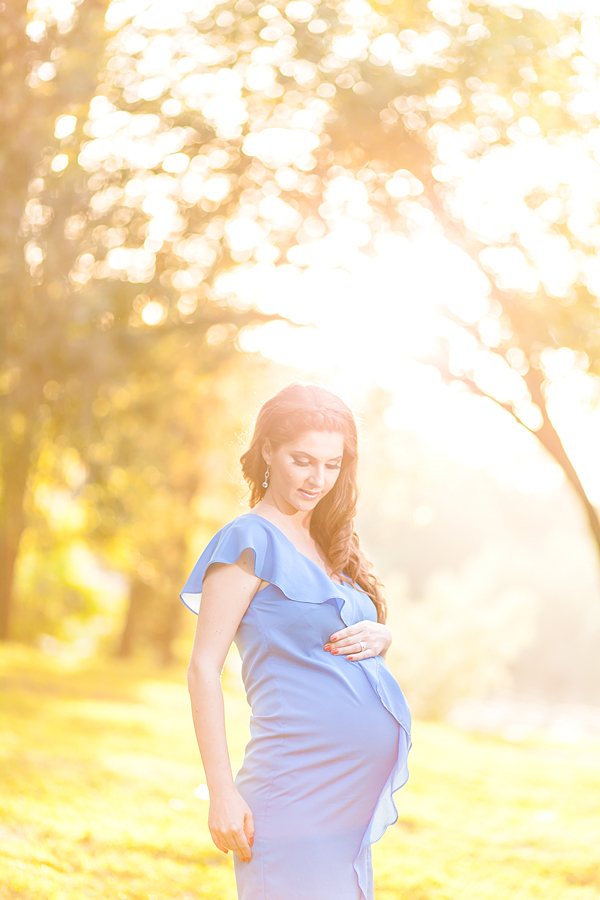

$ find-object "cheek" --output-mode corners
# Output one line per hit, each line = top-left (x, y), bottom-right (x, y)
(325, 470), (341, 490)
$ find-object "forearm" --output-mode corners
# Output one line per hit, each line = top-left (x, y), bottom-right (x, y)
(187, 664), (234, 793)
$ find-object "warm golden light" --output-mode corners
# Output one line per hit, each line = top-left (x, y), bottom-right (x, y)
(140, 299), (167, 325)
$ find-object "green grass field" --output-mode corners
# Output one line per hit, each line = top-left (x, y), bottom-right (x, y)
(1, 646), (599, 900)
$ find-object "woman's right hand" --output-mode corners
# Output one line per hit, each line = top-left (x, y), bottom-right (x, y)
(208, 785), (255, 862)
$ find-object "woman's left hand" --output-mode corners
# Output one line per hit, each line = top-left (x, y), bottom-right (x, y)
(324, 621), (392, 660)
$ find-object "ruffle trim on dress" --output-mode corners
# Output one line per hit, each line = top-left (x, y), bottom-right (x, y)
(180, 513), (356, 615)
(352, 655), (412, 900)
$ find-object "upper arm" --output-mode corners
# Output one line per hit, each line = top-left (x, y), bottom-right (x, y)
(188, 548), (261, 674)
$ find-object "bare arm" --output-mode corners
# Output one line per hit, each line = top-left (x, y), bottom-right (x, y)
(187, 547), (262, 863)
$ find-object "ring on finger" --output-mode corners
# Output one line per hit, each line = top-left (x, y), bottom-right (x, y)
(358, 641), (367, 652)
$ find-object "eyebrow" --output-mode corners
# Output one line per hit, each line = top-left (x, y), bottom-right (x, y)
(291, 451), (343, 462)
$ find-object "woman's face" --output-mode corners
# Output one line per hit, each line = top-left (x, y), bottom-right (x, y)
(262, 430), (345, 513)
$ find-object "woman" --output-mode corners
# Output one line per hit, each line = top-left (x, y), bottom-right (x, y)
(182, 383), (411, 900)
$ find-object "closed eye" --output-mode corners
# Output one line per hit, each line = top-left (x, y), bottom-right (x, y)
(293, 459), (341, 470)
(293, 457), (342, 470)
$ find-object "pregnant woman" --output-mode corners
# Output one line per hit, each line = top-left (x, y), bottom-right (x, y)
(182, 383), (411, 900)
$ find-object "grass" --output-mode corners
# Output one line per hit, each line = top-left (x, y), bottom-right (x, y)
(1, 646), (599, 900)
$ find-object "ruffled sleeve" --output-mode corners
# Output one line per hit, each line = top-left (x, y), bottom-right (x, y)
(180, 515), (275, 614)
(180, 513), (355, 615)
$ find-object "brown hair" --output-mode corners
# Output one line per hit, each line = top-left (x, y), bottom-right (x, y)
(240, 383), (386, 623)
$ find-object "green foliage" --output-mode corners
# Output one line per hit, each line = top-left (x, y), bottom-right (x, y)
(2, 0), (599, 656)
(1, 648), (599, 899)
(1, 0), (278, 642)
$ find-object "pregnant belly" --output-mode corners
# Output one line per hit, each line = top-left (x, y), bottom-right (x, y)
(289, 669), (397, 755)
(236, 659), (399, 836)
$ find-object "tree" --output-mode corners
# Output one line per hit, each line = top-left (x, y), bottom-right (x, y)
(302, 2), (600, 557)
(0, 0), (275, 640)
(82, 352), (272, 663)
(116, 0), (596, 563)
(1, 0), (112, 640)
(175, 0), (598, 562)
(4, 0), (599, 644)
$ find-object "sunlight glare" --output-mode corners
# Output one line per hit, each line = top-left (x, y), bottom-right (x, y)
(141, 300), (167, 325)
(242, 128), (320, 167)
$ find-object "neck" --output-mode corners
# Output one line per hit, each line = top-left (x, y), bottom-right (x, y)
(253, 496), (313, 534)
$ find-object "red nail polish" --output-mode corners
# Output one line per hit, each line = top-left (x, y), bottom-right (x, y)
(332, 649), (338, 654)
(324, 644), (331, 651)
(331, 636), (337, 641)
(347, 656), (354, 660)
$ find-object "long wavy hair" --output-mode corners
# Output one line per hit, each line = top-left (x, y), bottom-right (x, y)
(239, 383), (387, 623)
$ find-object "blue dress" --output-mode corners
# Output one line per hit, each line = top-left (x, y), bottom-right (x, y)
(181, 513), (411, 900)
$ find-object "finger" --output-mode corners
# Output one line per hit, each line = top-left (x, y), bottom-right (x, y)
(330, 625), (360, 643)
(347, 647), (372, 661)
(348, 640), (373, 660)
(210, 832), (230, 854)
(332, 640), (367, 656)
(244, 811), (255, 848)
(233, 843), (252, 862)
(329, 632), (363, 649)
(232, 831), (252, 862)
(225, 825), (252, 862)
(212, 826), (249, 860)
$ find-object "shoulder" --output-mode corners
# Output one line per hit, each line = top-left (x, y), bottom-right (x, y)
(181, 514), (278, 614)
(198, 513), (280, 572)
(203, 545), (261, 588)
(211, 513), (274, 549)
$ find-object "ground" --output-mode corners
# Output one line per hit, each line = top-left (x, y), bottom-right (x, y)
(1, 646), (599, 900)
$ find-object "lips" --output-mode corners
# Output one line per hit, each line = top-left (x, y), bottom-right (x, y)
(298, 489), (320, 500)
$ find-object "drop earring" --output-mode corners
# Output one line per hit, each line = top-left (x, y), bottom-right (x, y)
(262, 466), (270, 489)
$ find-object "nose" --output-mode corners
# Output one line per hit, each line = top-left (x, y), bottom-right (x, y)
(307, 466), (325, 488)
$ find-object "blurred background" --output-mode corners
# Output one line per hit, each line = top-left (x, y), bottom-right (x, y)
(3, 1), (600, 897)
(3, 0), (600, 726)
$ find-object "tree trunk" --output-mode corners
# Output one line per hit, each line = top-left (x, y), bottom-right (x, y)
(0, 427), (34, 640)
(523, 367), (600, 562)
(0, 540), (20, 641)
(115, 576), (152, 658)
(156, 593), (185, 668)
(424, 184), (600, 568)
(439, 360), (600, 567)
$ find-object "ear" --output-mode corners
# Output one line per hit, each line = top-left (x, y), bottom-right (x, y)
(261, 438), (272, 466)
